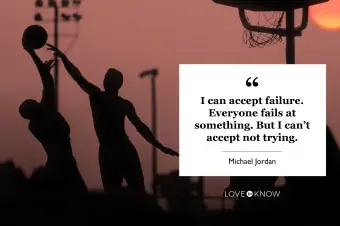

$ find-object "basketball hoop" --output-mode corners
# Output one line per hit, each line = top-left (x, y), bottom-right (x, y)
(213, 0), (329, 63)
(242, 10), (284, 48)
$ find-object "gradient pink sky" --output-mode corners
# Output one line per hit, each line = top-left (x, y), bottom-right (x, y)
(1, 0), (340, 204)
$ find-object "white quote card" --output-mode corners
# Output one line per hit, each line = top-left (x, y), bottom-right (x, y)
(179, 64), (326, 177)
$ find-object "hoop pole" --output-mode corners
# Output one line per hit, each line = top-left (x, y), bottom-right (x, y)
(285, 8), (295, 64)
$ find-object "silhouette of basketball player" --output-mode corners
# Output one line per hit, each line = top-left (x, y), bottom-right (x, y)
(19, 40), (87, 193)
(46, 43), (178, 194)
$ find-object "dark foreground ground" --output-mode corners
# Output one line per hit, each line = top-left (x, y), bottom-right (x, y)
(1, 191), (339, 225)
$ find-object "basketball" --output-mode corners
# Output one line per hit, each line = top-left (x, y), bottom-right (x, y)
(22, 25), (48, 50)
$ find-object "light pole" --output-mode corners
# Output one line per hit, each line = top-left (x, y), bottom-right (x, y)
(140, 68), (158, 199)
(34, 0), (82, 111)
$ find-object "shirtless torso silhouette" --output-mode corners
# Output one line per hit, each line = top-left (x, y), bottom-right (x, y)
(90, 90), (147, 193)
(47, 43), (178, 194)
(19, 43), (87, 193)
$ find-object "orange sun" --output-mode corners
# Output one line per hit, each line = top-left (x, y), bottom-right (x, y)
(310, 0), (340, 31)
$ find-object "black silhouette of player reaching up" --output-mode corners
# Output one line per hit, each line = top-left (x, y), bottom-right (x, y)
(46, 43), (178, 195)
(19, 40), (87, 193)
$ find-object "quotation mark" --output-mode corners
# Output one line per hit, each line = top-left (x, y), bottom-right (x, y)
(246, 77), (258, 87)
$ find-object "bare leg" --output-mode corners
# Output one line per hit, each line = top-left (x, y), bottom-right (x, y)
(122, 141), (146, 195)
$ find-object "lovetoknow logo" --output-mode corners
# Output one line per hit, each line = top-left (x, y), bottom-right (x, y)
(223, 189), (280, 198)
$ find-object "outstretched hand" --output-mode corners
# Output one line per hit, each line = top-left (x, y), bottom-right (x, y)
(161, 147), (179, 157)
(43, 60), (55, 72)
(46, 43), (65, 58)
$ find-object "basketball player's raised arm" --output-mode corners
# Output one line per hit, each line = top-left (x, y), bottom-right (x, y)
(126, 101), (164, 150)
(28, 50), (55, 110)
(46, 43), (101, 96)
(61, 55), (101, 96)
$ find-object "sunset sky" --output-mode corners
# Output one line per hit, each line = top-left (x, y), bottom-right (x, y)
(310, 0), (340, 30)
(1, 0), (340, 207)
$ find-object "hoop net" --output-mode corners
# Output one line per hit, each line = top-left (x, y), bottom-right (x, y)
(243, 11), (285, 48)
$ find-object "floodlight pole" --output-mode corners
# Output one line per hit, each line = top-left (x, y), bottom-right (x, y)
(151, 74), (157, 199)
(53, 3), (59, 111)
(34, 1), (82, 111)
